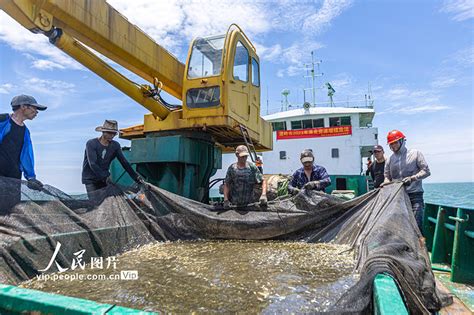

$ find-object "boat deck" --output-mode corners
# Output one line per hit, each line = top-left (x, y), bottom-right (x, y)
(436, 271), (474, 314)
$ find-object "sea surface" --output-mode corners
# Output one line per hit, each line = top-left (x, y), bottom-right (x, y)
(423, 182), (474, 209)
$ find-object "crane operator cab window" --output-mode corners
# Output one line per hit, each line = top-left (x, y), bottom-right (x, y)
(187, 35), (225, 108)
(233, 41), (249, 82)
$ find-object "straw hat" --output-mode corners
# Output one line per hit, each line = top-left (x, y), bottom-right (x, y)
(95, 120), (118, 133)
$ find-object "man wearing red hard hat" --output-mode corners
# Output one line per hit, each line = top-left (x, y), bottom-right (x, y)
(382, 130), (430, 231)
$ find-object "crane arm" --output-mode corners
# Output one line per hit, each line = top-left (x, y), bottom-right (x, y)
(0, 0), (185, 117)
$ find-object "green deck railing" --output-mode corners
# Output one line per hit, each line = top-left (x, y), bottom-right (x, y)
(373, 274), (408, 315)
(423, 203), (474, 284)
(0, 284), (156, 315)
(0, 273), (409, 314)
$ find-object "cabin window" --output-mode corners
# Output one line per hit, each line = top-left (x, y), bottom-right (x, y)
(313, 118), (324, 128)
(186, 86), (220, 108)
(233, 41), (249, 82)
(329, 116), (351, 127)
(291, 120), (302, 130)
(280, 151), (287, 159)
(187, 35), (225, 79)
(251, 58), (260, 87)
(302, 119), (313, 129)
(332, 148), (339, 158)
(292, 118), (325, 130)
(272, 121), (286, 131)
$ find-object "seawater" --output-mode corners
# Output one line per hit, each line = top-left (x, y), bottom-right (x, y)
(424, 182), (474, 209)
(22, 241), (357, 313)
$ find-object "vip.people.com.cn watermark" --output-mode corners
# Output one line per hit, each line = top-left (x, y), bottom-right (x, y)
(36, 242), (138, 281)
(36, 270), (139, 282)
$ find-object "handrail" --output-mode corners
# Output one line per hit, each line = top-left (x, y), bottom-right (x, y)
(225, 23), (256, 52)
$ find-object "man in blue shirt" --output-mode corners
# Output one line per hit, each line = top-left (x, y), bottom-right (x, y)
(0, 95), (47, 212)
(288, 149), (331, 195)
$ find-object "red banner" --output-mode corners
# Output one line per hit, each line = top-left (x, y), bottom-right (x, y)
(276, 126), (352, 140)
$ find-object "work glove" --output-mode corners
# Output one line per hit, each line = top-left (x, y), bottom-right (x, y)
(105, 176), (113, 185)
(223, 200), (231, 210)
(304, 181), (321, 190)
(259, 195), (268, 207)
(402, 176), (415, 186)
(288, 187), (300, 195)
(27, 178), (43, 191)
(135, 176), (148, 190)
(379, 180), (390, 188)
(288, 186), (300, 196)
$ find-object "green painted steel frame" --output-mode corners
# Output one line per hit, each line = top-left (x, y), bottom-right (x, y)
(0, 284), (156, 315)
(325, 175), (369, 196)
(111, 134), (222, 203)
(373, 274), (408, 315)
(424, 203), (474, 285)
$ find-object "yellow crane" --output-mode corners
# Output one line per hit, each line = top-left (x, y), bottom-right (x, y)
(1, 0), (273, 201)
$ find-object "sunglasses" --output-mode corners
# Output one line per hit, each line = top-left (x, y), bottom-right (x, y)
(373, 150), (383, 153)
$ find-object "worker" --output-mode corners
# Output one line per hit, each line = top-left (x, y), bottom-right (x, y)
(365, 157), (372, 176)
(0, 95), (46, 212)
(382, 130), (430, 231)
(81, 120), (145, 199)
(288, 149), (331, 195)
(368, 145), (385, 188)
(255, 155), (264, 174)
(223, 145), (267, 208)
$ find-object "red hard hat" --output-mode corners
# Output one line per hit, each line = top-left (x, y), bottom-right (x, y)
(387, 130), (405, 144)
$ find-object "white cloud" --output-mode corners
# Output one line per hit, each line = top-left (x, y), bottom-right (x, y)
(385, 87), (410, 101)
(440, 0), (474, 21)
(23, 78), (75, 96)
(275, 41), (325, 77)
(303, 0), (353, 34)
(0, 83), (15, 94)
(431, 77), (458, 88)
(427, 46), (474, 91)
(373, 82), (456, 115)
(256, 43), (283, 62)
(449, 47), (474, 67)
(378, 85), (440, 106)
(0, 12), (83, 70)
(391, 104), (451, 114)
(31, 59), (67, 70)
(108, 0), (272, 56)
(329, 73), (352, 89)
(1, 1), (350, 74)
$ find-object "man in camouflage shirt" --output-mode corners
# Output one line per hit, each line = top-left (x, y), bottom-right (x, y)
(223, 145), (267, 208)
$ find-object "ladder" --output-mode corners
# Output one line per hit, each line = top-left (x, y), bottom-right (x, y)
(239, 124), (257, 163)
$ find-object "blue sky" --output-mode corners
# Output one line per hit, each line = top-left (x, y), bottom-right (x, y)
(0, 0), (472, 192)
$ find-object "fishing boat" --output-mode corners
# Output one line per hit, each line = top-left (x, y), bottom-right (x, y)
(213, 55), (377, 199)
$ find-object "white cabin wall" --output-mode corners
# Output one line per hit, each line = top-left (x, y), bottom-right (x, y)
(212, 111), (378, 180)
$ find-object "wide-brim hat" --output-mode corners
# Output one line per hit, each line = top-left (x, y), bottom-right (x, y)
(95, 119), (119, 133)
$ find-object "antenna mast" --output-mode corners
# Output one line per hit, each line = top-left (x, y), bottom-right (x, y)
(304, 51), (323, 107)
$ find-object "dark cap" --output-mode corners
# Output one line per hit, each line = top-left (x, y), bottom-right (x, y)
(300, 149), (314, 163)
(370, 145), (384, 153)
(11, 95), (47, 111)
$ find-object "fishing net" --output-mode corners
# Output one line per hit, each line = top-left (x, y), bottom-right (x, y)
(0, 175), (451, 313)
